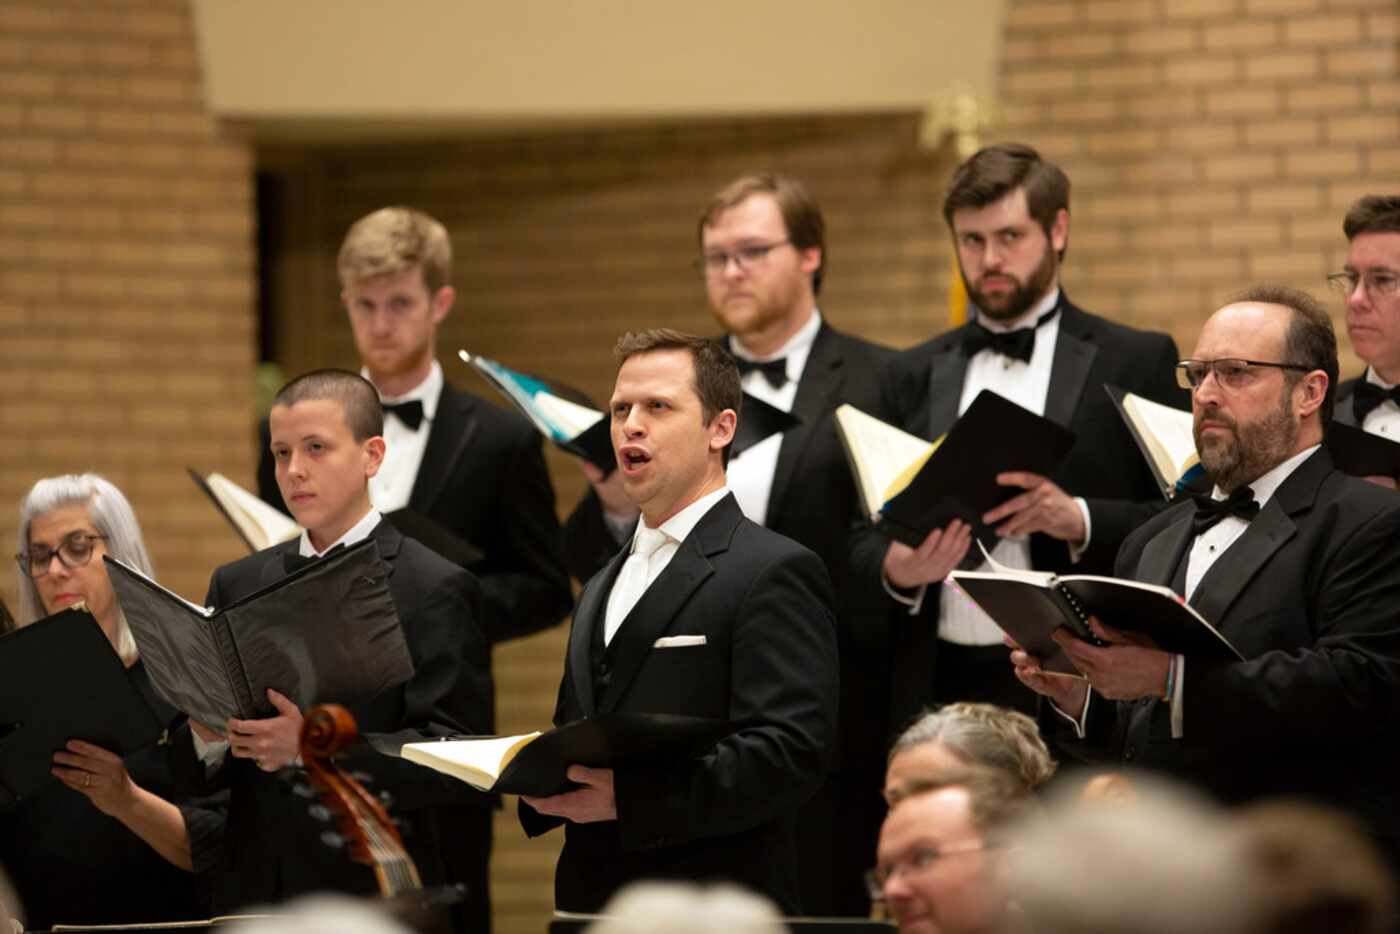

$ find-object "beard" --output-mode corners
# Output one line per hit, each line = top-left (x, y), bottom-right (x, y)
(963, 243), (1059, 322)
(1194, 386), (1300, 492)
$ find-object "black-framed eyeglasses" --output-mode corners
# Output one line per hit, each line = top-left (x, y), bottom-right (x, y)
(694, 240), (791, 277)
(1327, 270), (1399, 300)
(17, 532), (109, 579)
(864, 840), (988, 901)
(1175, 358), (1312, 391)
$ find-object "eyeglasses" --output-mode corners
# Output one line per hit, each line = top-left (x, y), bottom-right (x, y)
(695, 240), (791, 277)
(1175, 358), (1312, 391)
(864, 840), (988, 900)
(17, 532), (109, 579)
(1327, 270), (1399, 300)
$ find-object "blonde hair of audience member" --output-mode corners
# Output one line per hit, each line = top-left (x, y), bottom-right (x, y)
(16, 473), (154, 665)
(1078, 771), (1137, 803)
(1005, 777), (1261, 934)
(585, 881), (785, 934)
(227, 895), (412, 934)
(1235, 800), (1396, 934)
(0, 865), (22, 934)
(337, 206), (452, 293)
(886, 703), (1056, 804)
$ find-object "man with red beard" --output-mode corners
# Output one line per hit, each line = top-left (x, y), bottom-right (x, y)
(1011, 286), (1400, 871)
(851, 143), (1186, 730)
(1331, 196), (1400, 467)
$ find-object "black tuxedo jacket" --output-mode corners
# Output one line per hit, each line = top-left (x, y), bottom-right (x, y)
(258, 380), (571, 649)
(177, 520), (493, 912)
(850, 298), (1187, 731)
(1334, 375), (1364, 427)
(1055, 448), (1400, 859)
(521, 494), (839, 914)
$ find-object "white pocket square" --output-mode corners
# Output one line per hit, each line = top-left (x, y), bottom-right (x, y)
(653, 635), (707, 648)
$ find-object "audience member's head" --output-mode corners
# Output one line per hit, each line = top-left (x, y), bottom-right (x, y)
(886, 702), (1056, 804)
(0, 863), (23, 934)
(1338, 195), (1400, 384)
(1005, 778), (1260, 934)
(227, 895), (412, 934)
(942, 142), (1071, 322)
(874, 765), (1034, 934)
(1234, 800), (1396, 934)
(585, 881), (784, 934)
(16, 473), (154, 664)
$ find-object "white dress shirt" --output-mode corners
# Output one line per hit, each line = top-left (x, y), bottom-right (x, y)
(727, 309), (822, 525)
(602, 486), (731, 646)
(1359, 367), (1400, 439)
(367, 360), (443, 512)
(193, 508), (385, 767)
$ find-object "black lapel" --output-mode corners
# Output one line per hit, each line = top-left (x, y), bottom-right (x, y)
(766, 323), (844, 524)
(567, 550), (628, 715)
(926, 334), (967, 439)
(409, 382), (479, 514)
(1188, 449), (1329, 627)
(1332, 375), (1361, 428)
(595, 495), (740, 714)
(1135, 507), (1195, 588)
(258, 541), (300, 589)
(1044, 301), (1097, 430)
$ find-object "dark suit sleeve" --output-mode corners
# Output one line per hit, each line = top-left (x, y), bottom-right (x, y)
(1182, 505), (1400, 749)
(563, 489), (632, 584)
(476, 428), (572, 645)
(1077, 332), (1184, 569)
(610, 550), (839, 850)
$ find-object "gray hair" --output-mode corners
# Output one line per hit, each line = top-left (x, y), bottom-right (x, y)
(16, 474), (152, 665)
(586, 882), (785, 934)
(890, 702), (1057, 790)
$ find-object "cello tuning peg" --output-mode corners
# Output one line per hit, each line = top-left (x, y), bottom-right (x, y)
(289, 783), (316, 799)
(320, 830), (348, 850)
(307, 804), (333, 823)
(377, 791), (394, 809)
(349, 771), (374, 785)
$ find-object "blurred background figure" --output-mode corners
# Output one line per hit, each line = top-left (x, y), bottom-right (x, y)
(1, 474), (222, 929)
(228, 895), (414, 934)
(884, 702), (1057, 804)
(583, 882), (784, 934)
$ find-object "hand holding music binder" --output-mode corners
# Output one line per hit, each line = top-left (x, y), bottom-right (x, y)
(0, 607), (163, 803)
(106, 540), (415, 730)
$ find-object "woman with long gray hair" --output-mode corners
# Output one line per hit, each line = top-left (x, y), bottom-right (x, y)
(1, 474), (222, 929)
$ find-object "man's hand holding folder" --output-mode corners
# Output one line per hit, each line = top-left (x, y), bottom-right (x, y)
(882, 519), (973, 590)
(984, 471), (1087, 545)
(520, 765), (617, 824)
(1008, 614), (1173, 718)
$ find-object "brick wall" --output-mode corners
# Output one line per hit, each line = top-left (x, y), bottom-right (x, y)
(0, 2), (254, 609)
(1000, 0), (1399, 366)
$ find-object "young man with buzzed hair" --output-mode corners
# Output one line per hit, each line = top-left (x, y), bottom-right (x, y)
(257, 208), (572, 931)
(1330, 195), (1400, 447)
(851, 143), (1187, 732)
(522, 330), (839, 915)
(182, 369), (492, 912)
(565, 173), (896, 915)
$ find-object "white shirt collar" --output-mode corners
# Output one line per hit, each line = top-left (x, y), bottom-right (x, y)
(364, 359), (443, 421)
(730, 309), (823, 363)
(633, 486), (731, 550)
(298, 507), (382, 557)
(973, 287), (1061, 334)
(1365, 366), (1396, 391)
(1212, 445), (1320, 505)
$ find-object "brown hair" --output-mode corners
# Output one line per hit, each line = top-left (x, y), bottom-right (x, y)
(1229, 284), (1338, 426)
(1343, 195), (1400, 240)
(614, 329), (742, 465)
(943, 143), (1071, 259)
(273, 369), (384, 442)
(337, 206), (452, 293)
(698, 173), (827, 295)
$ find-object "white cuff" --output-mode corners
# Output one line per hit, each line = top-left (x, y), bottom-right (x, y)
(191, 729), (230, 771)
(1067, 497), (1093, 564)
(1169, 654), (1185, 739)
(881, 570), (926, 615)
(1050, 687), (1091, 739)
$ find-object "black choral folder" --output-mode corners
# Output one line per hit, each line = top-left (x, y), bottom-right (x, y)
(0, 607), (163, 803)
(106, 539), (415, 729)
(880, 390), (1076, 549)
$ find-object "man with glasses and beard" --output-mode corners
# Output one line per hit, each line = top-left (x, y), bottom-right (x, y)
(1011, 285), (1400, 873)
(851, 143), (1186, 730)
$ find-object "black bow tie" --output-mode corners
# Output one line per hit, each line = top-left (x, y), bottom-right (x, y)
(382, 399), (424, 431)
(1190, 486), (1260, 536)
(961, 307), (1059, 363)
(283, 542), (345, 575)
(1352, 381), (1400, 423)
(735, 357), (789, 390)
